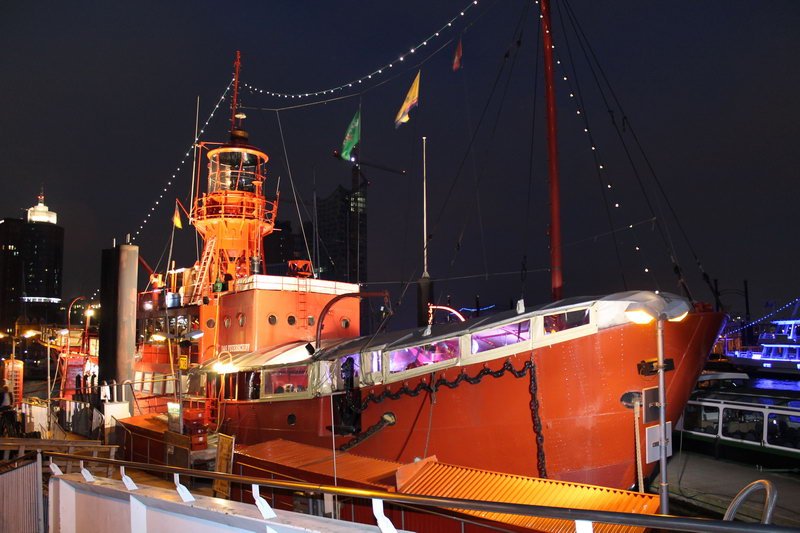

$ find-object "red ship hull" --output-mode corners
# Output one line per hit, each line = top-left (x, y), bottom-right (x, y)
(212, 309), (723, 489)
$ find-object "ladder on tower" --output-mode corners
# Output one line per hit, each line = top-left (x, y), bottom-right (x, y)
(190, 236), (216, 305)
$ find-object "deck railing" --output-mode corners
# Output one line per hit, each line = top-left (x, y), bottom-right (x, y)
(41, 451), (794, 532)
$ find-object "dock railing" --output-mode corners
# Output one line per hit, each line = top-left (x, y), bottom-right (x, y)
(40, 451), (796, 532)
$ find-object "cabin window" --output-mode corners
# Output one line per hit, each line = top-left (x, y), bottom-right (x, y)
(237, 313), (246, 327)
(223, 315), (231, 329)
(268, 314), (277, 325)
(683, 404), (719, 435)
(721, 408), (763, 442)
(206, 318), (216, 329)
(471, 320), (530, 354)
(307, 316), (315, 326)
(287, 315), (296, 326)
(341, 317), (351, 329)
(767, 413), (800, 449)
(360, 351), (383, 384)
(543, 308), (590, 334)
(388, 339), (460, 374)
(262, 365), (309, 395)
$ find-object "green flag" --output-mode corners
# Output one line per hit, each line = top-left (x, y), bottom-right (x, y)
(340, 110), (361, 161)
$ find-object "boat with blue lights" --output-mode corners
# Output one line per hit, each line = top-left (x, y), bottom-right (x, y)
(726, 319), (800, 375)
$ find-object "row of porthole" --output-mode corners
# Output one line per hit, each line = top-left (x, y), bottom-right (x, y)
(206, 314), (351, 329)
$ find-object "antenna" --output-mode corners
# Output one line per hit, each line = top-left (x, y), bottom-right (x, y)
(417, 136), (434, 327)
(422, 136), (429, 277)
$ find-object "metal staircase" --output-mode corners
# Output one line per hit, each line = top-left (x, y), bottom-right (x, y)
(189, 236), (216, 305)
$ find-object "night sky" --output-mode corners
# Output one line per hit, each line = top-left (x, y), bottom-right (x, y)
(2, 1), (799, 326)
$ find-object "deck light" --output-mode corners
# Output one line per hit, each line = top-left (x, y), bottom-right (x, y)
(624, 294), (691, 515)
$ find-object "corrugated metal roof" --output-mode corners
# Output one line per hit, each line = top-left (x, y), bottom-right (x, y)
(237, 440), (659, 531)
(237, 439), (402, 490)
(397, 460), (658, 533)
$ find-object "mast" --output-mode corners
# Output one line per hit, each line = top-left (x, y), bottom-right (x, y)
(417, 136), (433, 327)
(230, 50), (242, 132)
(190, 51), (277, 306)
(540, 0), (563, 301)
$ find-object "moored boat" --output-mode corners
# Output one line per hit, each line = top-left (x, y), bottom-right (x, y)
(678, 373), (800, 467)
(726, 319), (800, 375)
(117, 3), (727, 495)
(119, 68), (725, 493)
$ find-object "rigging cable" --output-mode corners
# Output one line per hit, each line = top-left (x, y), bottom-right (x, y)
(553, 0), (628, 290)
(522, 10), (542, 300)
(561, 0), (704, 300)
(130, 79), (233, 244)
(449, 6), (531, 277)
(242, 0), (485, 101)
(431, 3), (526, 265)
(275, 110), (314, 266)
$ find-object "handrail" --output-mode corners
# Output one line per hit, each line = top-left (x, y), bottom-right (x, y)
(42, 451), (795, 532)
(724, 480), (777, 524)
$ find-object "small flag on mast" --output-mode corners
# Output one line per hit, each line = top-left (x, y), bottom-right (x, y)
(452, 38), (463, 71)
(394, 71), (421, 128)
(172, 204), (183, 229)
(340, 109), (361, 161)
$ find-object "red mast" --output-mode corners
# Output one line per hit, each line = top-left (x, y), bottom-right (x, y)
(540, 0), (563, 301)
(230, 50), (242, 132)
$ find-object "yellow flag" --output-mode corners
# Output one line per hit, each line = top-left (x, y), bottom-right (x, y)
(172, 204), (183, 229)
(394, 71), (420, 128)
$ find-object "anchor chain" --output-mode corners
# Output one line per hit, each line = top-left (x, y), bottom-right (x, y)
(529, 360), (547, 478)
(356, 360), (532, 412)
(344, 359), (547, 475)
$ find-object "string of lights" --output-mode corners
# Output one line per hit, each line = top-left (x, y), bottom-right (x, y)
(725, 297), (800, 335)
(130, 79), (234, 243)
(242, 0), (480, 101)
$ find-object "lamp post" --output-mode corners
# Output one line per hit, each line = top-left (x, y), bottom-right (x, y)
(1, 330), (40, 409)
(83, 308), (95, 354)
(66, 296), (86, 355)
(2, 329), (42, 360)
(625, 294), (690, 515)
(46, 333), (59, 437)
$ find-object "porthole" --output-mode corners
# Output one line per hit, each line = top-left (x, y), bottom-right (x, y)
(238, 313), (246, 327)
(307, 316), (315, 326)
(341, 317), (350, 329)
(287, 414), (297, 426)
(287, 315), (296, 326)
(206, 318), (216, 329)
(268, 314), (277, 326)
(223, 315), (231, 329)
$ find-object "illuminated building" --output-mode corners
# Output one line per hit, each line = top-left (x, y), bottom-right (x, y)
(0, 191), (64, 332)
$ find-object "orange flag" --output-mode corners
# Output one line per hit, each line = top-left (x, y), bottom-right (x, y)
(453, 38), (463, 71)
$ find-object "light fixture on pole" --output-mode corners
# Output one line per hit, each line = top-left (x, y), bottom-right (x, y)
(4, 329), (42, 360)
(625, 294), (690, 515)
(83, 308), (95, 354)
(66, 296), (86, 355)
(46, 332), (59, 437)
